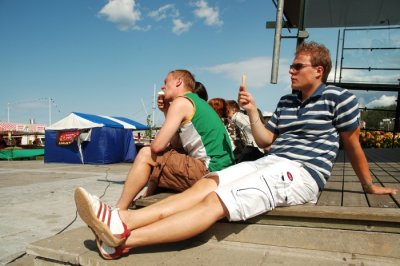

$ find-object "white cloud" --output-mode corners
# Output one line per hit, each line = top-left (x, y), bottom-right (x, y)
(98, 1), (225, 34)
(193, 0), (223, 27)
(98, 0), (149, 31)
(356, 95), (367, 108)
(366, 95), (397, 108)
(148, 4), (179, 21)
(172, 19), (192, 35)
(201, 56), (291, 89)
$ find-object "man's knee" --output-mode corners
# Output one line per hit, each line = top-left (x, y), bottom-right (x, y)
(135, 147), (152, 162)
(202, 192), (228, 219)
(193, 177), (218, 192)
(203, 192), (220, 205)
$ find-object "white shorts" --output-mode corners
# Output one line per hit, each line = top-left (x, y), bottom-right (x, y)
(213, 155), (319, 221)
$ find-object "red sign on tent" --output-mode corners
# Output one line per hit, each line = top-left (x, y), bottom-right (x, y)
(57, 130), (80, 146)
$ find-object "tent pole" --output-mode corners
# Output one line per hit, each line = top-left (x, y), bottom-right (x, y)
(48, 97), (52, 126)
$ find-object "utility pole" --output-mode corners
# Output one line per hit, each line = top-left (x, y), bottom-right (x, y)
(48, 97), (52, 126)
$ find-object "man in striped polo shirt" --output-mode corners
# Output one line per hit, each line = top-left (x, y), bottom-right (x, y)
(75, 42), (397, 259)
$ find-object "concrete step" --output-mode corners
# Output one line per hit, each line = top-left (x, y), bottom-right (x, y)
(25, 222), (400, 265)
(196, 222), (400, 259)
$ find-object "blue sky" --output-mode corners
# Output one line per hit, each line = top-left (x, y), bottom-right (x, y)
(1, 0), (399, 126)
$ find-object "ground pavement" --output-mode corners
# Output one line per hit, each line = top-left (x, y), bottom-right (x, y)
(1, 148), (400, 265)
(0, 160), (130, 265)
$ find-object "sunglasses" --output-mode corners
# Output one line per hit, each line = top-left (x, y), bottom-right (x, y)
(289, 63), (314, 71)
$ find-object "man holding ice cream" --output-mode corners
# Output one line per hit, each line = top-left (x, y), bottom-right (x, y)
(115, 69), (235, 211)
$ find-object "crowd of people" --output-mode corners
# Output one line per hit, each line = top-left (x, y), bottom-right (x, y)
(74, 41), (398, 260)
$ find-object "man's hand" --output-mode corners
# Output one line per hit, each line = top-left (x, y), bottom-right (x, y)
(236, 77), (276, 148)
(366, 184), (398, 195)
(157, 91), (169, 113)
(238, 85), (256, 113)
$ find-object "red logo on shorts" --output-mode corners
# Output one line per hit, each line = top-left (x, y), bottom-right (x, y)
(287, 171), (293, 181)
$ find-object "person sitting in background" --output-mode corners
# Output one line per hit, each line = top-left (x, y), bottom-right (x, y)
(226, 99), (265, 162)
(208, 97), (236, 148)
(226, 99), (261, 149)
(207, 97), (228, 121)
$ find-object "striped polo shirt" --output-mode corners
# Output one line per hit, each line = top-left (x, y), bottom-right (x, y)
(266, 84), (360, 189)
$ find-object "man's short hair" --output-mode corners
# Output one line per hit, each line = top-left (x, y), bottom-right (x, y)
(170, 70), (196, 91)
(295, 42), (332, 83)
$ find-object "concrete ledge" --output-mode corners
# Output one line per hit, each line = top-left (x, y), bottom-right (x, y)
(26, 225), (400, 266)
(196, 222), (400, 259)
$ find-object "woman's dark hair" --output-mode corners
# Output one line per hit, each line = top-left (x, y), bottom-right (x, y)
(194, 82), (209, 101)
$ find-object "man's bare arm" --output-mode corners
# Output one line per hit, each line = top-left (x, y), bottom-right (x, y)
(151, 97), (193, 153)
(340, 128), (397, 195)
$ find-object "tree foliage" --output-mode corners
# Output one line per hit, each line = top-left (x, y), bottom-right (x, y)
(360, 104), (396, 130)
(145, 114), (154, 139)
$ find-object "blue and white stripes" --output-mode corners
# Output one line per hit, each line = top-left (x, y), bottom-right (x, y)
(266, 84), (360, 189)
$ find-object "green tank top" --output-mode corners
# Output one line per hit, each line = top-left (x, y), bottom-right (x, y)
(178, 93), (234, 171)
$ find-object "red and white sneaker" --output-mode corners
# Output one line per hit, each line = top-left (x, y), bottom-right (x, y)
(96, 237), (130, 260)
(75, 187), (130, 247)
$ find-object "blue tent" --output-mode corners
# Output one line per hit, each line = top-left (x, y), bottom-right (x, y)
(44, 112), (149, 164)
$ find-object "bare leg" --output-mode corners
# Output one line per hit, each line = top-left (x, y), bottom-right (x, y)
(119, 177), (219, 229)
(124, 191), (227, 248)
(116, 147), (156, 210)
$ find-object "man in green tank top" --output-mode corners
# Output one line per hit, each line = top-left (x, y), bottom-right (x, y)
(115, 69), (234, 211)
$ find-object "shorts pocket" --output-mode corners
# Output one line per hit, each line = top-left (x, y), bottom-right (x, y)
(234, 181), (274, 220)
(261, 171), (295, 207)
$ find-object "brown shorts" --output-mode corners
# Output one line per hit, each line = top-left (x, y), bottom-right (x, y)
(149, 149), (209, 192)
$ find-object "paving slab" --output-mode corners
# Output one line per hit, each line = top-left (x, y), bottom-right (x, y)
(0, 160), (131, 265)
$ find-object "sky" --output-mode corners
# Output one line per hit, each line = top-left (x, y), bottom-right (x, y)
(1, 0), (399, 126)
